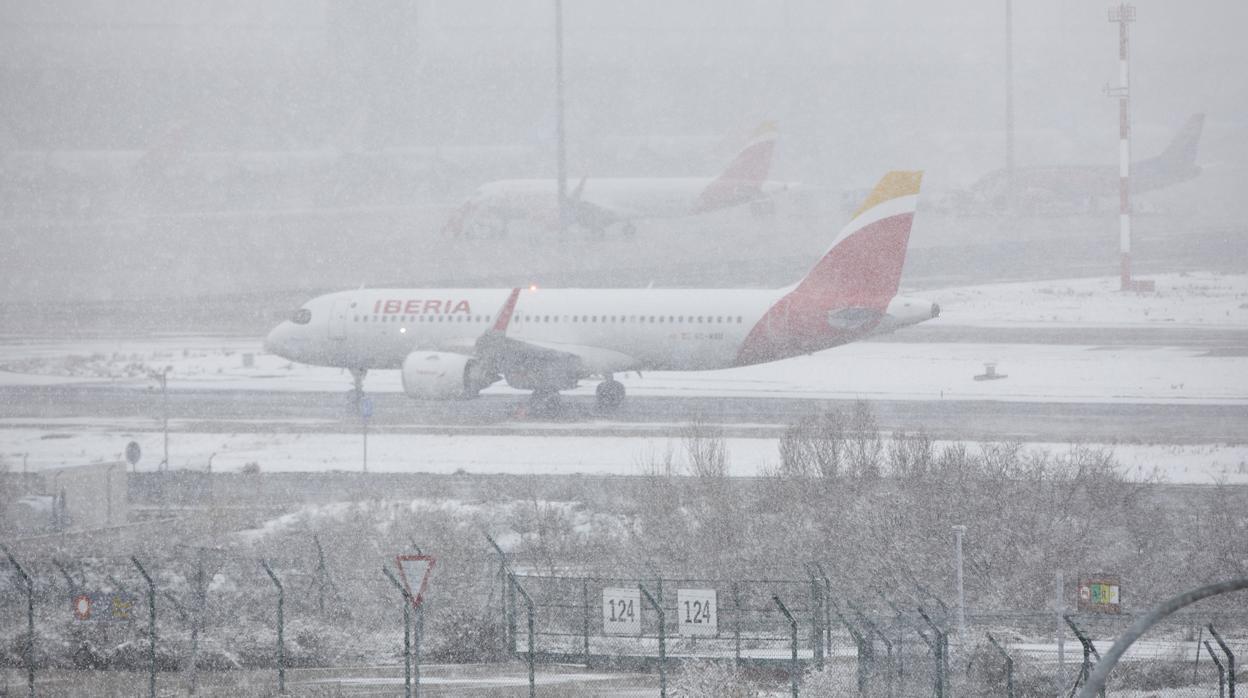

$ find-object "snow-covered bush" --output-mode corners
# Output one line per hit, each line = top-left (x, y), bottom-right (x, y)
(670, 660), (759, 698)
(799, 665), (858, 697)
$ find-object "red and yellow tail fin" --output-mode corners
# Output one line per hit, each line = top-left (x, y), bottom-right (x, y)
(798, 169), (922, 309)
(694, 121), (778, 213)
(735, 171), (923, 366)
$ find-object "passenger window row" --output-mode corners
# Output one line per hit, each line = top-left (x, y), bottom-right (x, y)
(349, 314), (746, 325)
(514, 315), (744, 324)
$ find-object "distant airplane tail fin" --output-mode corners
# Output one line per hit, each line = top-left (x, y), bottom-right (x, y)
(694, 121), (778, 213)
(1157, 113), (1204, 170)
(442, 200), (474, 236)
(735, 171), (923, 365)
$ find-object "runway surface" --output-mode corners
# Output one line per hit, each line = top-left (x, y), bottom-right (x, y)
(4, 383), (1246, 444)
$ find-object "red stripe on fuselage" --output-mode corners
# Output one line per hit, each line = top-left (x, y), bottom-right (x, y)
(734, 212), (914, 367)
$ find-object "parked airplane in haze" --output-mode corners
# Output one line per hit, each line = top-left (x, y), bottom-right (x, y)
(970, 113), (1205, 211)
(443, 121), (796, 237)
(266, 171), (937, 411)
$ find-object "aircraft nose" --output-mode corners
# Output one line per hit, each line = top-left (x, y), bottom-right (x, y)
(264, 324), (287, 356)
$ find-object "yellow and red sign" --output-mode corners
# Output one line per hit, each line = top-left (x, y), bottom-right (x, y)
(1078, 576), (1122, 614)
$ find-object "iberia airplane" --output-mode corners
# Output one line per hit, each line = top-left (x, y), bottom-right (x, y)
(443, 122), (794, 237)
(266, 171), (937, 410)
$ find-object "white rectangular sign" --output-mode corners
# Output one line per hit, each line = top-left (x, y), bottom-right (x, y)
(602, 587), (641, 636)
(677, 588), (718, 636)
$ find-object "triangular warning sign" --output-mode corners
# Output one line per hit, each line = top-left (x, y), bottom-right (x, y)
(395, 555), (436, 609)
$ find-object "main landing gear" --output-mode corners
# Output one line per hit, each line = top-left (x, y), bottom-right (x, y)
(596, 376), (625, 412)
(349, 368), (367, 403)
(528, 389), (565, 418)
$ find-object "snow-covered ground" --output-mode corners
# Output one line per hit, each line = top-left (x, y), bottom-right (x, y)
(2, 272), (1244, 404)
(4, 427), (1245, 483)
(1, 337), (1243, 405)
(932, 271), (1248, 328)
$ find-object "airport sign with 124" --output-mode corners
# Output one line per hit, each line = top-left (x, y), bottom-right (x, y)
(602, 587), (641, 636)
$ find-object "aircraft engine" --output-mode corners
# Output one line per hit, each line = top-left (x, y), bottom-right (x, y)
(401, 351), (497, 400)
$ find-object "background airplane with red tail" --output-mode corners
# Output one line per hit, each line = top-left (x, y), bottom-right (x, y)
(444, 121), (796, 237)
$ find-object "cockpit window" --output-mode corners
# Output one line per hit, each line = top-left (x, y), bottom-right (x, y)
(291, 308), (312, 325)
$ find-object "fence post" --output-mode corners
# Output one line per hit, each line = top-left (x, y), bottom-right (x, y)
(987, 632), (1016, 698)
(510, 574), (536, 698)
(2, 545), (34, 698)
(1209, 624), (1236, 698)
(732, 581), (742, 665)
(582, 578), (591, 668)
(877, 591), (907, 685)
(918, 606), (946, 698)
(851, 602), (893, 696)
(131, 556), (158, 698)
(1194, 626), (1205, 683)
(808, 567), (824, 669)
(415, 603), (425, 696)
(261, 560), (285, 694)
(640, 584), (666, 698)
(382, 567), (414, 698)
(187, 557), (207, 695)
(1206, 641), (1226, 698)
(486, 534), (517, 654)
(1064, 614), (1102, 698)
(817, 566), (834, 661)
(773, 595), (800, 698)
(52, 558), (78, 596)
(832, 599), (870, 695)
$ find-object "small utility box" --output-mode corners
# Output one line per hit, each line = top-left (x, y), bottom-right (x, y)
(974, 362), (1007, 381)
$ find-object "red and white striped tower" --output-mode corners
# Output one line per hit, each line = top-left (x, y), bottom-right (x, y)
(1108, 4), (1136, 291)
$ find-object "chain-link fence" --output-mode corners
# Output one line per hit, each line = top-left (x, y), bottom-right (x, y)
(482, 565), (1247, 697)
(2, 471), (1247, 697)
(2, 542), (1247, 696)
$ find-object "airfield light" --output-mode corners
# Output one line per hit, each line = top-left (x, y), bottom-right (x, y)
(529, 284), (539, 292)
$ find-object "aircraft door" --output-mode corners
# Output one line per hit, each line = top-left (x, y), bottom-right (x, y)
(329, 299), (350, 339)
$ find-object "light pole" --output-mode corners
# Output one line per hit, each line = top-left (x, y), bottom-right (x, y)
(952, 525), (968, 645)
(554, 0), (567, 237)
(1005, 0), (1015, 209)
(151, 366), (172, 470)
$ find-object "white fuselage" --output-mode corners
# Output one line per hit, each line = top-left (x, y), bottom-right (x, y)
(474, 178), (791, 222)
(265, 287), (935, 376)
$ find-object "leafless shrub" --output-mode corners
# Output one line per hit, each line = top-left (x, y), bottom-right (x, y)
(845, 400), (883, 478)
(682, 419), (728, 479)
(778, 410), (845, 479)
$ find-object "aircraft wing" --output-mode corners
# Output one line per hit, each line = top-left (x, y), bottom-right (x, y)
(467, 289), (638, 379)
(566, 194), (623, 230)
(496, 337), (639, 375)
